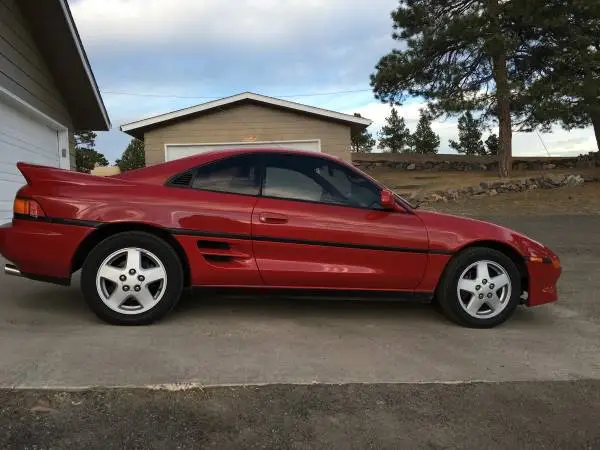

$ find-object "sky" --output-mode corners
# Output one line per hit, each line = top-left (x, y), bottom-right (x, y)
(69, 0), (598, 163)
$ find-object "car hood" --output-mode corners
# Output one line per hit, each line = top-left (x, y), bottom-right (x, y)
(415, 209), (554, 258)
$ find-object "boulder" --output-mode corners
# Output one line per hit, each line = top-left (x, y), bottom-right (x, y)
(407, 163), (416, 171)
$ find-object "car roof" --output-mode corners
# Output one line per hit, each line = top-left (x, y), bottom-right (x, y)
(115, 147), (347, 183)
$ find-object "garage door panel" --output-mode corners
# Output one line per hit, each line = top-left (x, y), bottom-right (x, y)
(0, 129), (58, 157)
(166, 140), (321, 162)
(0, 97), (61, 222)
(0, 139), (58, 168)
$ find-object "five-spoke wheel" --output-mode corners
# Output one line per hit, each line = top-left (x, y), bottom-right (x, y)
(81, 232), (183, 325)
(96, 247), (167, 315)
(457, 260), (512, 320)
(436, 247), (521, 328)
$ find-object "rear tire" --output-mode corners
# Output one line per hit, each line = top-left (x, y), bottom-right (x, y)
(81, 231), (183, 325)
(436, 247), (521, 328)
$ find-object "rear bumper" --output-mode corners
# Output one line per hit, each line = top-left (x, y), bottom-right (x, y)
(526, 259), (562, 307)
(0, 219), (93, 283)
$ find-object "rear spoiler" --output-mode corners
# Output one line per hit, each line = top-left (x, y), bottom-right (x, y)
(17, 162), (132, 187)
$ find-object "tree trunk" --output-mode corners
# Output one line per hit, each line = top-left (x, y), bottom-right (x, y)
(492, 53), (512, 178)
(591, 110), (600, 152)
(488, 0), (512, 178)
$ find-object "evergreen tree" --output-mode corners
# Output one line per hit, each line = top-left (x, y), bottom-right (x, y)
(485, 134), (500, 156)
(370, 0), (539, 176)
(117, 139), (146, 171)
(72, 131), (108, 173)
(378, 108), (412, 153)
(513, 0), (600, 151)
(412, 110), (440, 154)
(449, 112), (486, 156)
(350, 113), (376, 153)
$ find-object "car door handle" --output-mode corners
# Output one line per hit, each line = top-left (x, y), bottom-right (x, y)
(258, 212), (288, 224)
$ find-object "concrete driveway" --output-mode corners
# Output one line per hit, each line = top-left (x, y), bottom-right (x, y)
(0, 215), (599, 388)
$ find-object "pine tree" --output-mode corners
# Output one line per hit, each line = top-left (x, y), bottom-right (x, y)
(513, 0), (600, 151)
(449, 112), (486, 156)
(378, 108), (411, 153)
(485, 134), (500, 156)
(370, 0), (540, 176)
(412, 110), (440, 154)
(350, 113), (376, 153)
(116, 139), (146, 171)
(72, 131), (108, 173)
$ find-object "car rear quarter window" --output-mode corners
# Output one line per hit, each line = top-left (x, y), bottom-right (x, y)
(191, 155), (261, 196)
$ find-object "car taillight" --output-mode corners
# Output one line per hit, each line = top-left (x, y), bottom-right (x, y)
(14, 197), (46, 218)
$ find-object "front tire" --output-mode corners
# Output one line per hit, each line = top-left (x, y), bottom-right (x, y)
(81, 231), (183, 325)
(436, 247), (521, 328)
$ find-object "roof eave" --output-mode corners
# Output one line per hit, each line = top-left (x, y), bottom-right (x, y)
(120, 92), (372, 135)
(19, 0), (111, 131)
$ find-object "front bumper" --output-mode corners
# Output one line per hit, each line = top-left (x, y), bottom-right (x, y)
(0, 219), (93, 283)
(525, 257), (562, 307)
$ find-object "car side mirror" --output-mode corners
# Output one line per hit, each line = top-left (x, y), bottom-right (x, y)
(380, 189), (396, 210)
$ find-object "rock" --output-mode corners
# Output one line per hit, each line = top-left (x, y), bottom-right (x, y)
(488, 189), (498, 197)
(528, 184), (539, 191)
(564, 174), (584, 186)
(480, 182), (490, 190)
(472, 186), (485, 195)
(543, 163), (556, 170)
(446, 190), (459, 201)
(425, 193), (444, 203)
(407, 163), (416, 171)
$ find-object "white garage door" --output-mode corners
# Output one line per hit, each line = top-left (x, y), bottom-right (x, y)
(165, 139), (321, 162)
(0, 96), (61, 223)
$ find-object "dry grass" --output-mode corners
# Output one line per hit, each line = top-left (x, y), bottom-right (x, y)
(428, 183), (600, 216)
(366, 167), (600, 198)
(361, 166), (600, 217)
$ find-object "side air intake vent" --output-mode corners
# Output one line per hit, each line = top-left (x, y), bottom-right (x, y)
(169, 171), (193, 187)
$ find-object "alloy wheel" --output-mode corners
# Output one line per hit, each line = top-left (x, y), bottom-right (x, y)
(456, 260), (512, 319)
(95, 247), (167, 315)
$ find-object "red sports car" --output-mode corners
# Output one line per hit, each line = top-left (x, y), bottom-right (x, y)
(0, 148), (561, 327)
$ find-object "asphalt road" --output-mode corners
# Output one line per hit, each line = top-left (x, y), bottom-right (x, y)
(1, 214), (600, 448)
(2, 381), (600, 449)
(0, 216), (599, 388)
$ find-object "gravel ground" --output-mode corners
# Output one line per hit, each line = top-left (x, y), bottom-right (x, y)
(2, 381), (599, 449)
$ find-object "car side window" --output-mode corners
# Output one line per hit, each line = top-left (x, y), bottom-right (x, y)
(262, 154), (382, 209)
(191, 155), (261, 196)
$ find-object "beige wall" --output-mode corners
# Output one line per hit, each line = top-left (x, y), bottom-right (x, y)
(0, 0), (72, 128)
(144, 103), (352, 165)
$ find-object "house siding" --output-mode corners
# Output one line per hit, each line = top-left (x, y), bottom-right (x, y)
(144, 103), (352, 165)
(0, 0), (72, 128)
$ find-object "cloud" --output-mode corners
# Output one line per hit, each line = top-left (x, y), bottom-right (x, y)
(68, 0), (597, 160)
(71, 0), (391, 48)
(71, 0), (397, 92)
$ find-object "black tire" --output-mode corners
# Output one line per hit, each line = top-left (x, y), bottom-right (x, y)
(436, 247), (521, 328)
(81, 231), (183, 325)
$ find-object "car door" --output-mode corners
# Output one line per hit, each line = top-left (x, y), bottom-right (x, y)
(251, 153), (429, 291)
(167, 153), (264, 286)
